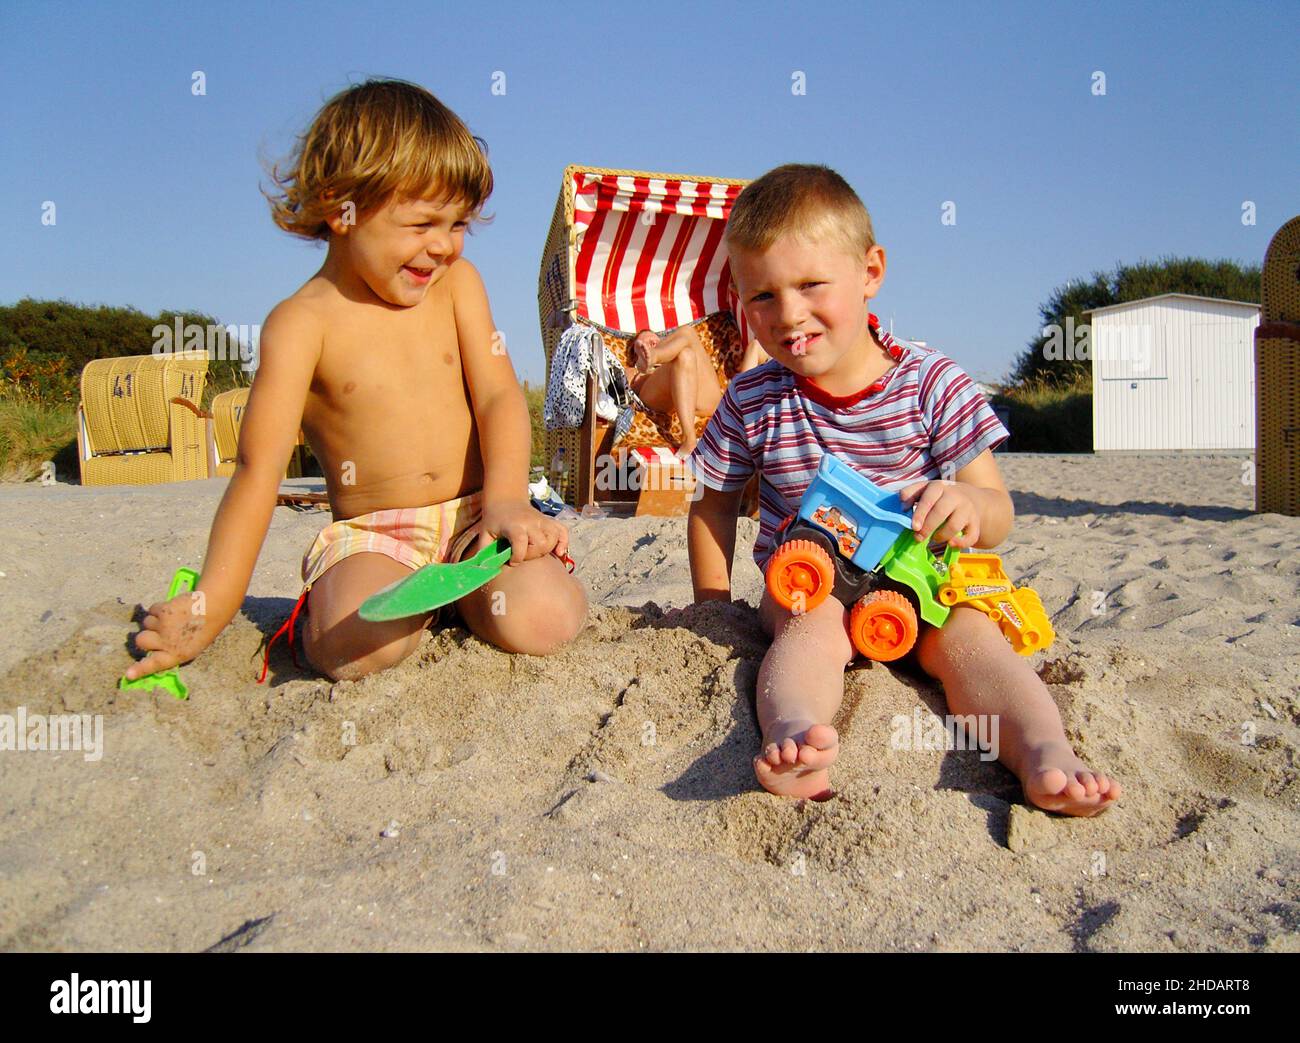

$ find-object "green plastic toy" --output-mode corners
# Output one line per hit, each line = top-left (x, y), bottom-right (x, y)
(359, 538), (513, 622)
(119, 567), (200, 701)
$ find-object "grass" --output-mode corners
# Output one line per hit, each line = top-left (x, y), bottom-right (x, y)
(0, 396), (79, 482)
(990, 374), (1093, 452)
(524, 380), (546, 471)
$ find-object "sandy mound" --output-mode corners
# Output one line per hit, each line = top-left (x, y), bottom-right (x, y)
(0, 455), (1296, 951)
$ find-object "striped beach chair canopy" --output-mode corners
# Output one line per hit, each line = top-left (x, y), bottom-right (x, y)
(550, 166), (752, 343)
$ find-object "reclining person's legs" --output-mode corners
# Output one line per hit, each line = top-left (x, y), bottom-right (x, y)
(628, 325), (721, 455)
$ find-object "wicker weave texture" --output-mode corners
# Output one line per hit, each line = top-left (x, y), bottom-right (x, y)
(78, 354), (209, 486)
(1256, 335), (1299, 514)
(1261, 216), (1300, 326)
(1255, 216), (1300, 516)
(211, 387), (249, 469)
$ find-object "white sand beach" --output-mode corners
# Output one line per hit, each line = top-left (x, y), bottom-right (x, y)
(0, 453), (1296, 951)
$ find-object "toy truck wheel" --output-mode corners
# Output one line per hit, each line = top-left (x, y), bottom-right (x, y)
(849, 590), (918, 662)
(766, 539), (835, 614)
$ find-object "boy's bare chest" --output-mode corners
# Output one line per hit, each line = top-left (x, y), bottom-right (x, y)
(313, 295), (465, 410)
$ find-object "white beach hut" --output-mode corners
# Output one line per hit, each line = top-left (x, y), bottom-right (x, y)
(1085, 293), (1260, 452)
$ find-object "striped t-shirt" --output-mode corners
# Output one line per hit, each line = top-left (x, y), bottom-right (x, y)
(690, 317), (1009, 568)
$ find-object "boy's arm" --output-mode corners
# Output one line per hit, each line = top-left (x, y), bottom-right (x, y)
(903, 449), (1014, 550)
(126, 301), (321, 679)
(198, 301), (323, 627)
(688, 483), (746, 601)
(953, 450), (1014, 547)
(450, 258), (569, 563)
(450, 258), (530, 508)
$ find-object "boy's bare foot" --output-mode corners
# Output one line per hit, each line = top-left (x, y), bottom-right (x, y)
(675, 435), (697, 459)
(1020, 739), (1121, 817)
(753, 723), (838, 799)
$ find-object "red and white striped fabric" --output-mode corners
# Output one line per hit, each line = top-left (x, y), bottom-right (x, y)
(628, 446), (689, 469)
(571, 171), (752, 344)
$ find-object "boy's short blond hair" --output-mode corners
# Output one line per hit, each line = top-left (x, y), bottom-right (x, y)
(725, 164), (875, 263)
(264, 78), (493, 241)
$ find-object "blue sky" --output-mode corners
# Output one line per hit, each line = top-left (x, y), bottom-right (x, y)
(1, 0), (1295, 385)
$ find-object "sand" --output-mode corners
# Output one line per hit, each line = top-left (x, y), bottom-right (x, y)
(0, 453), (1296, 952)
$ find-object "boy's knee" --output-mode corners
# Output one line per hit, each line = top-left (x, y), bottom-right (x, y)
(304, 627), (420, 682)
(771, 595), (854, 664)
(477, 574), (587, 655)
(915, 625), (954, 678)
(520, 578), (587, 654)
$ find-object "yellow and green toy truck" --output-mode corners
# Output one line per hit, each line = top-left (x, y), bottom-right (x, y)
(766, 453), (1055, 662)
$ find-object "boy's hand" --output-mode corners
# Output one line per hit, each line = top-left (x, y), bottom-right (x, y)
(125, 592), (218, 681)
(899, 480), (980, 548)
(483, 500), (569, 565)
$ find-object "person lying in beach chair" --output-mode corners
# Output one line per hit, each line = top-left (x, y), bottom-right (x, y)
(622, 322), (770, 457)
(539, 166), (766, 513)
(125, 78), (587, 687)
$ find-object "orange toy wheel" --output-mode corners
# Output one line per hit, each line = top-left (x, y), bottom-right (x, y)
(766, 539), (835, 613)
(849, 590), (918, 662)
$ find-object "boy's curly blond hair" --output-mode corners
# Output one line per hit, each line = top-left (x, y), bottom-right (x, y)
(725, 164), (875, 262)
(263, 78), (493, 241)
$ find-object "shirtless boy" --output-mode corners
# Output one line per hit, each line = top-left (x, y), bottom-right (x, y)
(125, 79), (587, 684)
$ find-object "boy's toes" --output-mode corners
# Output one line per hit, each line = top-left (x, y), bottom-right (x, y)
(1025, 768), (1120, 817)
(779, 738), (799, 765)
(1034, 767), (1070, 798)
(761, 743), (782, 768)
(796, 724), (840, 770)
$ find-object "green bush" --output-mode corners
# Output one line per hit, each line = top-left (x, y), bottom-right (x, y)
(0, 298), (248, 411)
(0, 298), (253, 480)
(991, 375), (1093, 453)
(1013, 257), (1260, 386)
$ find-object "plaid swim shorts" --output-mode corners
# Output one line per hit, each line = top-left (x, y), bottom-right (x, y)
(300, 490), (485, 592)
(258, 491), (484, 683)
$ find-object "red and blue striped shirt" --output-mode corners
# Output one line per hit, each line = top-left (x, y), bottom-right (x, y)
(690, 316), (1009, 568)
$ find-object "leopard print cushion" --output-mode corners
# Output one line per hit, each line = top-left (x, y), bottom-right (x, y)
(599, 311), (745, 450)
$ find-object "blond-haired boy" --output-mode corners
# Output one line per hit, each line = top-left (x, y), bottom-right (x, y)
(689, 164), (1119, 815)
(126, 79), (586, 683)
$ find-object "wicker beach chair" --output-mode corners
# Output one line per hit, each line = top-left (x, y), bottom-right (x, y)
(1255, 216), (1300, 516)
(538, 164), (758, 515)
(209, 387), (307, 479)
(76, 353), (209, 486)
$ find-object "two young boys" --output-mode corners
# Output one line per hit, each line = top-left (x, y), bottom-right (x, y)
(126, 79), (1117, 817)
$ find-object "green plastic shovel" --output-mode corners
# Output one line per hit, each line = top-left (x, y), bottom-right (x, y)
(119, 566), (200, 701)
(359, 538), (514, 622)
